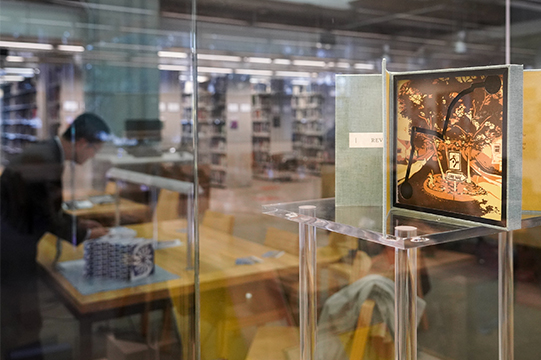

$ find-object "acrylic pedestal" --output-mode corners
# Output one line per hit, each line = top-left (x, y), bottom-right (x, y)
(263, 198), (541, 360)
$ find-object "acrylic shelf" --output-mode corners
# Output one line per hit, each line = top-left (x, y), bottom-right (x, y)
(263, 198), (541, 249)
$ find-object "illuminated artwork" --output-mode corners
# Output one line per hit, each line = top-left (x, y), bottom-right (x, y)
(393, 68), (508, 226)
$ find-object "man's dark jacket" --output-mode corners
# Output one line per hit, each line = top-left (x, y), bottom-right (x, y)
(1, 138), (87, 281)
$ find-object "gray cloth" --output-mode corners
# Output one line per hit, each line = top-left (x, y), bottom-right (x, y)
(316, 274), (426, 360)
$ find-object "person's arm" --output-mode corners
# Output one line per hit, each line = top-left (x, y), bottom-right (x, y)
(9, 146), (108, 245)
(34, 176), (96, 245)
(50, 209), (111, 244)
(87, 227), (109, 239)
(49, 209), (88, 245)
(79, 219), (109, 239)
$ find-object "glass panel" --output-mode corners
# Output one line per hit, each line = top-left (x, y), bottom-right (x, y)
(512, 1), (541, 359)
(191, 0), (513, 360)
(1, 1), (195, 359)
(4, 0), (541, 360)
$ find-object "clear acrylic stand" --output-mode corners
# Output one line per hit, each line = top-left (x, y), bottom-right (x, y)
(107, 167), (196, 269)
(299, 205), (317, 360)
(263, 198), (541, 360)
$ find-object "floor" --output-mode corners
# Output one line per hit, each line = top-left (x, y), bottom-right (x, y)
(34, 176), (541, 359)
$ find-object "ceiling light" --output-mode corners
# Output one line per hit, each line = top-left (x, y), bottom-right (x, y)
(197, 66), (233, 74)
(274, 59), (291, 65)
(354, 63), (375, 70)
(0, 41), (53, 50)
(197, 54), (241, 62)
(0, 75), (25, 82)
(292, 60), (326, 67)
(382, 44), (392, 63)
(336, 62), (351, 69)
(158, 50), (187, 58)
(5, 56), (24, 62)
(246, 57), (272, 64)
(454, 31), (467, 54)
(3, 67), (36, 75)
(291, 79), (311, 86)
(250, 77), (271, 84)
(235, 69), (273, 76)
(58, 45), (85, 52)
(275, 71), (311, 78)
(63, 101), (79, 112)
(158, 64), (188, 71)
(179, 75), (210, 83)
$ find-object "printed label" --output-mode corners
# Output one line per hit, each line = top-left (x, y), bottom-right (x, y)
(349, 132), (384, 148)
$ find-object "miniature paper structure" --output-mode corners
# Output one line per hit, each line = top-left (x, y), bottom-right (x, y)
(83, 227), (155, 281)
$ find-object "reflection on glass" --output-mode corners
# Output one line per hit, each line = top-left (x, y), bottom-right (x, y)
(2, 0), (541, 359)
(1, 113), (111, 357)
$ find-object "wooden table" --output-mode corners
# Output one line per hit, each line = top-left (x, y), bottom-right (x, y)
(36, 219), (299, 359)
(63, 197), (150, 225)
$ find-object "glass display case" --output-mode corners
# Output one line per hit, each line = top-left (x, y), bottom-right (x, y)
(3, 1), (541, 360)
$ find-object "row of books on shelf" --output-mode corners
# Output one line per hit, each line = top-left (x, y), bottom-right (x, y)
(2, 91), (37, 106)
(0, 117), (42, 127)
(294, 122), (324, 132)
(253, 122), (270, 133)
(293, 108), (322, 120)
(295, 152), (324, 161)
(2, 131), (37, 140)
(183, 108), (226, 121)
(291, 100), (322, 109)
(253, 152), (271, 163)
(252, 108), (272, 120)
(210, 170), (226, 186)
(1, 126), (40, 137)
(251, 94), (272, 107)
(211, 153), (227, 167)
(181, 130), (227, 139)
(253, 138), (270, 152)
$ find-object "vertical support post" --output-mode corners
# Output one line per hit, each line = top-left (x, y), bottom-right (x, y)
(190, 0), (201, 357)
(151, 186), (159, 248)
(69, 155), (77, 246)
(186, 189), (195, 270)
(394, 225), (418, 360)
(505, 0), (511, 65)
(114, 180), (121, 227)
(499, 231), (514, 360)
(299, 205), (317, 360)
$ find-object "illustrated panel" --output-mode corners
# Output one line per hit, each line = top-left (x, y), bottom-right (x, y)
(393, 67), (509, 227)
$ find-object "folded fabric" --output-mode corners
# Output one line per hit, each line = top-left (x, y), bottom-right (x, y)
(316, 274), (426, 360)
